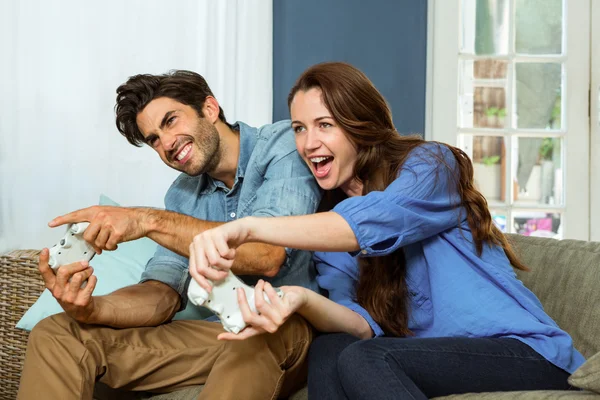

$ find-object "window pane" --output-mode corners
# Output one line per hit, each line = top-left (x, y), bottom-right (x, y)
(514, 63), (562, 129)
(475, 59), (508, 79)
(515, 0), (563, 55)
(513, 137), (563, 206)
(459, 60), (508, 129)
(460, 135), (506, 202)
(513, 211), (562, 238)
(461, 0), (509, 55)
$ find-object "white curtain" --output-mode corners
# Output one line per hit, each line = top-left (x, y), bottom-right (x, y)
(0, 0), (273, 253)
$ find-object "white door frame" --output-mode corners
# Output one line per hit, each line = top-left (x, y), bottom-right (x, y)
(426, 0), (459, 145)
(426, 0), (591, 240)
(591, 1), (600, 242)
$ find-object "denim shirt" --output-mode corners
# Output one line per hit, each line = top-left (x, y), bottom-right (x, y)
(140, 120), (322, 309)
(315, 142), (585, 374)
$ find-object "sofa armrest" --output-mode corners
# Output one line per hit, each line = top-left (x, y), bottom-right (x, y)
(0, 249), (43, 400)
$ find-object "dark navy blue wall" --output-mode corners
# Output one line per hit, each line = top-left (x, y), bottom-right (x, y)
(273, 0), (428, 136)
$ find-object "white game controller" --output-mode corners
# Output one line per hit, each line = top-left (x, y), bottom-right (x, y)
(187, 271), (284, 334)
(48, 222), (96, 272)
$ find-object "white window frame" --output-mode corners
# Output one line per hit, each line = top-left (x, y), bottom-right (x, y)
(591, 0), (600, 242)
(426, 0), (591, 240)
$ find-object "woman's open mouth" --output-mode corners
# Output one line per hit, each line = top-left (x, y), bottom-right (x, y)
(310, 156), (333, 178)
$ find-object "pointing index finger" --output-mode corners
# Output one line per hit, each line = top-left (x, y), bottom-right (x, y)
(49, 208), (91, 228)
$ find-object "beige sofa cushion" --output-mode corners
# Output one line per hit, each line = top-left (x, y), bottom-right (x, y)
(508, 234), (600, 359)
(294, 387), (598, 399)
(569, 351), (600, 394)
(434, 390), (600, 399)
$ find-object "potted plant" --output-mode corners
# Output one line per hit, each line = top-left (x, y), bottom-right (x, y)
(497, 108), (506, 128)
(539, 137), (554, 161)
(473, 154), (501, 200)
(482, 155), (500, 166)
(484, 107), (499, 127)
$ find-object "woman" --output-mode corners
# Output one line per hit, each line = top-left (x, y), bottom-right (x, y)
(188, 62), (584, 399)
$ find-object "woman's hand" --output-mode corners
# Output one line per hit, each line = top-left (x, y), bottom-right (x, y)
(218, 282), (308, 341)
(188, 218), (252, 292)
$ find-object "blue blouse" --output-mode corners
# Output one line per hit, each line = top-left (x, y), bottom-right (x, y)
(315, 143), (585, 374)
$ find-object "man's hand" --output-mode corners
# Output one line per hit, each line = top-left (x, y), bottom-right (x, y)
(49, 206), (149, 253)
(38, 248), (98, 323)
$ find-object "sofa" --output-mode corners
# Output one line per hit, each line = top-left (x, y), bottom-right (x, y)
(1, 234), (600, 400)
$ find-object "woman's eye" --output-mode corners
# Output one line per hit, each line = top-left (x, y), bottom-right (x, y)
(293, 126), (305, 133)
(319, 122), (332, 128)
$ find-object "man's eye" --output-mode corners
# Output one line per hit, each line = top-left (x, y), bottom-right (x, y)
(147, 137), (159, 147)
(167, 116), (176, 126)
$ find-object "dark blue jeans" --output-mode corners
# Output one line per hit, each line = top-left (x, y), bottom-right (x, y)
(308, 334), (574, 399)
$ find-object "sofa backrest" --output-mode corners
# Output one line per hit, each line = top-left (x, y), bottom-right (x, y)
(507, 234), (600, 358)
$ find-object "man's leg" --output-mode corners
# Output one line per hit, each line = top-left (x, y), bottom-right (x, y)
(335, 336), (573, 400)
(200, 314), (314, 400)
(307, 333), (361, 400)
(18, 312), (225, 400)
(18, 312), (312, 400)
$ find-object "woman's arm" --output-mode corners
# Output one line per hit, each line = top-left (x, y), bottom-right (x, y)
(245, 212), (360, 252)
(188, 212), (360, 289)
(192, 144), (465, 275)
(216, 282), (373, 341)
(297, 287), (373, 339)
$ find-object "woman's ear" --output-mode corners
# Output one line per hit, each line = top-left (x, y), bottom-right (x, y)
(202, 96), (221, 124)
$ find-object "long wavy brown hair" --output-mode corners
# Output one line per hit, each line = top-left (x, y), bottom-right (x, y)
(288, 62), (528, 337)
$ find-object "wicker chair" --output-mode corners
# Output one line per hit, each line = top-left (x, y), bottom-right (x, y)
(0, 250), (43, 400)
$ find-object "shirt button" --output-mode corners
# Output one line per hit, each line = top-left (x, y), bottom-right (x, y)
(230, 212), (236, 218)
(361, 249), (368, 255)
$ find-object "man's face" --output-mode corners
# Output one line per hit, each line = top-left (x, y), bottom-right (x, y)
(136, 97), (220, 176)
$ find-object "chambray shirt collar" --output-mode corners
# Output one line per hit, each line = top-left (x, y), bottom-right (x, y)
(198, 122), (256, 195)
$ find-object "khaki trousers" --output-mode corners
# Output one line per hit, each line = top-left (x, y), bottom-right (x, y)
(17, 313), (313, 400)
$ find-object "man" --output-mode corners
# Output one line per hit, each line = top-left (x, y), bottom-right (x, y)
(18, 70), (321, 400)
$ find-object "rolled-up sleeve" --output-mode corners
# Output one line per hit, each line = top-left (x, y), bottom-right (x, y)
(314, 252), (385, 337)
(139, 176), (197, 310)
(334, 143), (464, 257)
(140, 245), (191, 310)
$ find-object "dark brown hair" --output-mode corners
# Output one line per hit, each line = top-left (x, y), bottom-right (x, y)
(288, 62), (527, 337)
(115, 70), (230, 146)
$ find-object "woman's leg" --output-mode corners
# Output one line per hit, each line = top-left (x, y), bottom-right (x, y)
(307, 333), (360, 400)
(336, 336), (573, 400)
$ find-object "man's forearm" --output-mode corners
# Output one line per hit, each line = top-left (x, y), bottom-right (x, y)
(87, 281), (180, 328)
(143, 208), (219, 257)
(142, 209), (286, 276)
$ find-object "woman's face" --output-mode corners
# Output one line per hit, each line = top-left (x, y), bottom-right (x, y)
(290, 88), (361, 195)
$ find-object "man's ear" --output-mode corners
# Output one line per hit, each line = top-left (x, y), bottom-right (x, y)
(202, 96), (221, 124)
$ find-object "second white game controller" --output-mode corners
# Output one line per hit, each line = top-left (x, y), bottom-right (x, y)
(187, 271), (283, 334)
(48, 222), (96, 272)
